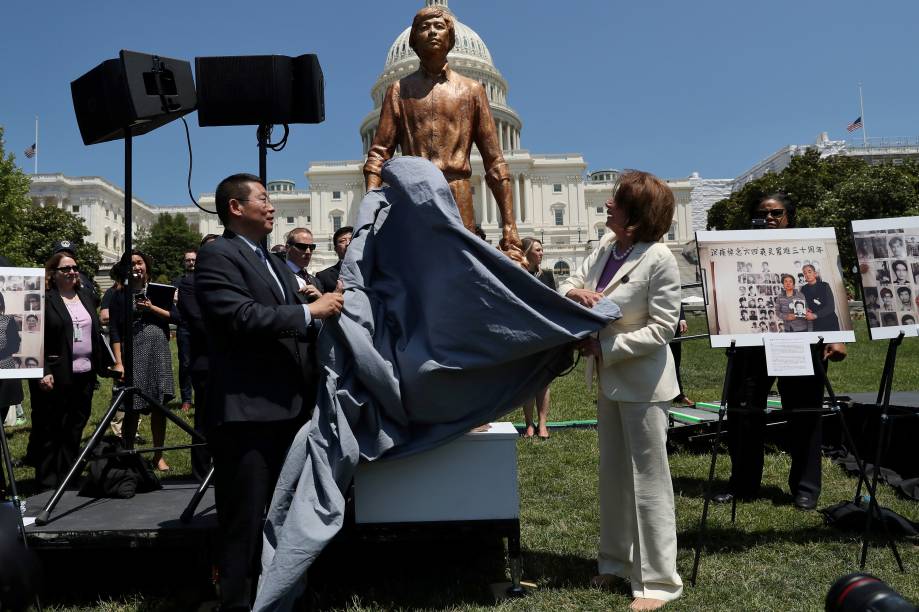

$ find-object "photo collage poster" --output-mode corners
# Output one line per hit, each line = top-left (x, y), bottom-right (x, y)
(696, 228), (855, 348)
(0, 267), (45, 379)
(851, 216), (919, 339)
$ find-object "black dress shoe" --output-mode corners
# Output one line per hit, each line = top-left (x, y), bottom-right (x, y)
(712, 492), (734, 504)
(793, 493), (817, 510)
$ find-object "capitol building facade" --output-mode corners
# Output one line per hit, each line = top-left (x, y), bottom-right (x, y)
(29, 0), (733, 279)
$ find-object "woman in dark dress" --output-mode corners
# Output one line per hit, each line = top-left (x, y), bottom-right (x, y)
(801, 264), (840, 331)
(520, 237), (555, 439)
(25, 253), (112, 489)
(110, 250), (176, 472)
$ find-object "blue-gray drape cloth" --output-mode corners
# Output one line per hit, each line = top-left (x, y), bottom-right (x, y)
(254, 157), (617, 611)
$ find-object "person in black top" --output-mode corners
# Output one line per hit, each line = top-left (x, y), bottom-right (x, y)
(801, 264), (840, 332)
(177, 236), (218, 481)
(109, 250), (177, 472)
(315, 226), (353, 293)
(715, 194), (847, 511)
(520, 237), (555, 438)
(172, 249), (197, 412)
(99, 267), (123, 327)
(25, 252), (112, 489)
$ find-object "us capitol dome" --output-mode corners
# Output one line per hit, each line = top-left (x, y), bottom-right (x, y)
(359, 0), (522, 154)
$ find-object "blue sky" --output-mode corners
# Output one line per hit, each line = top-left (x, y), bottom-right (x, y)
(2, 1), (917, 205)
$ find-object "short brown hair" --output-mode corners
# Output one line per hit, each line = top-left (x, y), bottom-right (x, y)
(613, 170), (675, 243)
(409, 7), (456, 54)
(45, 252), (82, 291)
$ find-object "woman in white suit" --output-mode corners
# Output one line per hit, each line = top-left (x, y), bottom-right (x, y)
(559, 170), (682, 610)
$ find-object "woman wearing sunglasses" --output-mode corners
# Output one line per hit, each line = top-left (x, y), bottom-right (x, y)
(716, 193), (846, 511)
(25, 252), (113, 489)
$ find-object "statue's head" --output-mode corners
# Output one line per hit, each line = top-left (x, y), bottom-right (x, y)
(409, 6), (456, 58)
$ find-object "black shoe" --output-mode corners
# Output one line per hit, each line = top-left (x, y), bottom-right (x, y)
(793, 493), (817, 510)
(712, 492), (734, 504)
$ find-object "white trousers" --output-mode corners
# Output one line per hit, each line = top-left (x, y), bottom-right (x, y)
(597, 396), (683, 602)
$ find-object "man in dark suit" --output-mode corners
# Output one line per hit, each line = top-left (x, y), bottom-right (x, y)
(194, 174), (344, 611)
(283, 227), (322, 303)
(176, 236), (218, 482)
(315, 225), (353, 293)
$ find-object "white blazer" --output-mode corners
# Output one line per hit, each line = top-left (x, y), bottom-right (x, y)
(558, 234), (681, 403)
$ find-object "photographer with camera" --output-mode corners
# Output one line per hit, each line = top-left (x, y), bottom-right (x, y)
(714, 193), (847, 510)
(109, 250), (176, 472)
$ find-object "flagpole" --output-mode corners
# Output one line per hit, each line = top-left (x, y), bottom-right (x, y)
(857, 82), (868, 147)
(34, 116), (39, 174)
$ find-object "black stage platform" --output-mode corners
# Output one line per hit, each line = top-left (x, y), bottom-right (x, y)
(22, 481), (216, 549)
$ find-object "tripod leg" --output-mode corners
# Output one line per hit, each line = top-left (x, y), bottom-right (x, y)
(133, 387), (207, 442)
(691, 342), (737, 587)
(859, 414), (905, 572)
(180, 465), (215, 524)
(690, 410), (723, 587)
(35, 387), (128, 526)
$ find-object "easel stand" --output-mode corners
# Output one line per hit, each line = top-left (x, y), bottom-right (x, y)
(1, 405), (42, 610)
(690, 340), (736, 586)
(854, 331), (913, 571)
(35, 130), (208, 526)
(689, 338), (893, 586)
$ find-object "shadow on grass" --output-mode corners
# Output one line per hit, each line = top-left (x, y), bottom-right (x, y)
(673, 475), (792, 506)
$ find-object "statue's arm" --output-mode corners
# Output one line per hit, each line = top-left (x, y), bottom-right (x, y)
(363, 83), (400, 191)
(472, 85), (520, 248)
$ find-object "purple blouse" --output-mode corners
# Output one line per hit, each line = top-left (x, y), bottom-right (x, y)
(595, 247), (629, 292)
(65, 299), (93, 374)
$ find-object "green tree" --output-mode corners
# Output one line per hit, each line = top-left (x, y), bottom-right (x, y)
(0, 126), (34, 263)
(18, 206), (103, 276)
(135, 213), (202, 282)
(706, 149), (919, 285)
(0, 127), (101, 275)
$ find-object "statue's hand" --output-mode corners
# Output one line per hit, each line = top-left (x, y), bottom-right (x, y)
(500, 242), (527, 268)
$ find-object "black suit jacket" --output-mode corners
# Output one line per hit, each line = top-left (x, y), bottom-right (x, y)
(194, 231), (316, 430)
(315, 260), (343, 294)
(177, 273), (209, 373)
(43, 287), (112, 386)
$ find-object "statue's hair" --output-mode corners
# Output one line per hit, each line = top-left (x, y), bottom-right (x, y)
(409, 7), (456, 55)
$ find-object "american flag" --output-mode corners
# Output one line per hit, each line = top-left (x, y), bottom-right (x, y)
(846, 116), (863, 133)
(23, 143), (36, 158)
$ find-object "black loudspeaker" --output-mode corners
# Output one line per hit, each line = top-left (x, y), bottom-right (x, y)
(195, 54), (324, 127)
(71, 50), (196, 145)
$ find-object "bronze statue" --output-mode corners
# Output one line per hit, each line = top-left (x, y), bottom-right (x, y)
(363, 5), (522, 252)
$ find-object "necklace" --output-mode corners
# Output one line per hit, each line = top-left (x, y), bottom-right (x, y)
(610, 242), (634, 261)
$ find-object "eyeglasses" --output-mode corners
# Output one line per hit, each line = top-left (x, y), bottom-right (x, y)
(288, 242), (316, 252)
(236, 195), (272, 205)
(56, 265), (79, 273)
(754, 209), (786, 219)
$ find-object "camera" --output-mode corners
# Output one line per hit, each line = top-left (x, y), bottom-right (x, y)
(826, 573), (917, 611)
(751, 217), (767, 230)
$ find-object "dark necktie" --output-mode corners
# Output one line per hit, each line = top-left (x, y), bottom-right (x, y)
(298, 269), (313, 286)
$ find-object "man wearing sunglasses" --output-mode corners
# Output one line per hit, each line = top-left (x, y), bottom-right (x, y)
(284, 228), (322, 302)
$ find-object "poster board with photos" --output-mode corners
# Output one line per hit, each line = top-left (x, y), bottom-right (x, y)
(696, 228), (855, 348)
(0, 267), (45, 379)
(851, 216), (919, 340)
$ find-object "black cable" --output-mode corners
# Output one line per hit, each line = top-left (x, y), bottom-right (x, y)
(266, 124), (289, 151)
(180, 116), (216, 214)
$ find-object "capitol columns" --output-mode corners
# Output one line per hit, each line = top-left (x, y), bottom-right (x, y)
(479, 174), (489, 225)
(522, 173), (532, 224)
(512, 173), (521, 224)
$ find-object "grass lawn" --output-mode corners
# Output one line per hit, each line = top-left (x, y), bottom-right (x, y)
(3, 315), (918, 610)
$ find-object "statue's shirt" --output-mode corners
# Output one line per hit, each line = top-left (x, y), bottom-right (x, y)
(364, 65), (509, 185)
